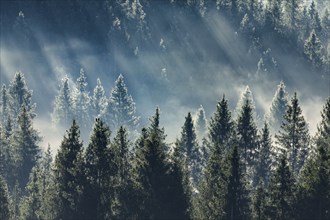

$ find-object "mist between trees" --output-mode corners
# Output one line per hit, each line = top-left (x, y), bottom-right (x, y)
(1, 71), (330, 220)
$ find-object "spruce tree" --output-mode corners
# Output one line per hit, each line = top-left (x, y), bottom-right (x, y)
(83, 118), (115, 220)
(194, 105), (207, 141)
(0, 176), (10, 220)
(135, 108), (189, 219)
(92, 78), (107, 118)
(266, 156), (296, 220)
(72, 68), (91, 129)
(53, 120), (84, 220)
(266, 81), (289, 134)
(316, 97), (330, 147)
(209, 95), (235, 151)
(112, 126), (137, 219)
(177, 112), (201, 185)
(52, 76), (74, 126)
(237, 97), (258, 174)
(195, 138), (228, 219)
(224, 146), (250, 220)
(12, 106), (41, 190)
(104, 74), (140, 131)
(304, 30), (324, 70)
(252, 181), (267, 220)
(9, 72), (36, 122)
(254, 123), (273, 186)
(0, 84), (10, 125)
(276, 92), (310, 175)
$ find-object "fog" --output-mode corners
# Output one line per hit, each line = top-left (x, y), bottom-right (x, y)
(1, 1), (329, 153)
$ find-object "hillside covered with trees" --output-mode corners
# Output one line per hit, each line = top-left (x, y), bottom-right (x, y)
(1, 0), (330, 219)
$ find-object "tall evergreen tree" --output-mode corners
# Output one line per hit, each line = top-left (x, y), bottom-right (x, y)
(266, 81), (289, 134)
(52, 76), (74, 126)
(83, 118), (115, 220)
(276, 92), (310, 175)
(53, 120), (84, 220)
(0, 176), (10, 220)
(194, 105), (207, 141)
(304, 30), (324, 70)
(72, 68), (91, 129)
(296, 141), (330, 220)
(104, 74), (140, 131)
(0, 84), (10, 125)
(254, 123), (273, 186)
(92, 78), (107, 118)
(195, 137), (228, 219)
(12, 106), (41, 190)
(224, 146), (250, 220)
(236, 97), (258, 174)
(177, 112), (201, 185)
(111, 126), (138, 219)
(209, 95), (235, 151)
(9, 72), (36, 122)
(135, 108), (189, 219)
(316, 97), (330, 148)
(266, 156), (296, 220)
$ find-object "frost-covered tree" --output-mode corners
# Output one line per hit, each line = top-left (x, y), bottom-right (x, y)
(0, 85), (11, 125)
(316, 97), (330, 147)
(276, 92), (310, 175)
(9, 72), (36, 122)
(308, 1), (322, 34)
(0, 176), (10, 220)
(265, 81), (289, 134)
(52, 76), (73, 126)
(321, 9), (330, 44)
(92, 78), (107, 118)
(235, 86), (258, 123)
(194, 105), (207, 141)
(72, 68), (91, 129)
(209, 95), (235, 151)
(256, 49), (278, 78)
(304, 30), (324, 70)
(12, 106), (41, 190)
(177, 112), (201, 185)
(104, 74), (140, 131)
(237, 96), (259, 174)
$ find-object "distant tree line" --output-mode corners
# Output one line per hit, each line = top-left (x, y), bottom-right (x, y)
(1, 72), (330, 219)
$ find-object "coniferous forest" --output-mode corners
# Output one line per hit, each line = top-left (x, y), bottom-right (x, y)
(1, 0), (330, 220)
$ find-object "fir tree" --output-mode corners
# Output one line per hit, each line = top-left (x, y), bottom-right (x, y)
(177, 112), (201, 185)
(92, 78), (107, 118)
(12, 106), (41, 190)
(0, 176), (10, 220)
(9, 72), (36, 122)
(266, 156), (296, 220)
(72, 68), (91, 129)
(194, 105), (207, 141)
(195, 137), (228, 219)
(266, 81), (289, 134)
(276, 92), (310, 175)
(209, 95), (235, 151)
(111, 126), (137, 219)
(52, 76), (74, 126)
(0, 84), (10, 125)
(297, 141), (330, 220)
(316, 97), (330, 146)
(236, 96), (258, 174)
(83, 118), (115, 220)
(252, 181), (267, 220)
(224, 146), (250, 220)
(135, 108), (188, 219)
(104, 74), (140, 131)
(304, 30), (324, 70)
(254, 123), (273, 186)
(53, 120), (84, 220)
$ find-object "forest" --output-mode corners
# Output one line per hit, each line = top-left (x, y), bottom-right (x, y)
(1, 0), (330, 220)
